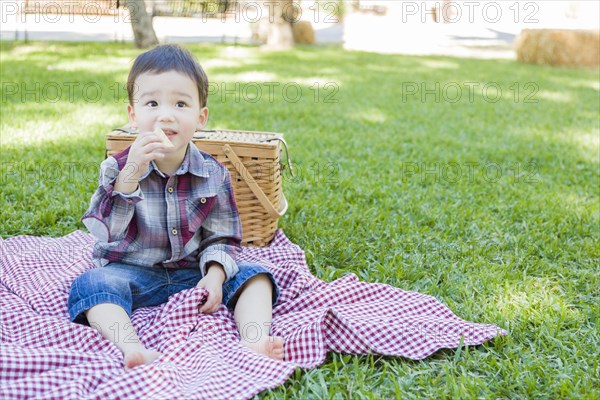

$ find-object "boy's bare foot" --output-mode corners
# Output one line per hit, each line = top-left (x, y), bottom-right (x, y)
(240, 336), (285, 361)
(124, 348), (162, 370)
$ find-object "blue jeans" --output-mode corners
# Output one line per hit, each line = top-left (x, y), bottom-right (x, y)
(68, 262), (279, 325)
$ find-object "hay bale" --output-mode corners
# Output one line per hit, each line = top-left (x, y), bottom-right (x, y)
(292, 21), (316, 45)
(516, 29), (600, 67)
(252, 20), (314, 46)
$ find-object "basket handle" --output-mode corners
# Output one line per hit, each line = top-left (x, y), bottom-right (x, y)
(267, 137), (295, 177)
(222, 144), (287, 219)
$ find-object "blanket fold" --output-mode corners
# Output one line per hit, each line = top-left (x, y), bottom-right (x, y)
(0, 230), (506, 399)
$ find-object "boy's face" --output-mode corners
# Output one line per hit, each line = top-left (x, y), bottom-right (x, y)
(127, 70), (208, 162)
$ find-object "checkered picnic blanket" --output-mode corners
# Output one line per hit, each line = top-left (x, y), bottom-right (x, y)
(0, 230), (506, 399)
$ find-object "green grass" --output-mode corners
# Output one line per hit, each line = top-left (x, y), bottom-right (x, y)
(1, 41), (599, 398)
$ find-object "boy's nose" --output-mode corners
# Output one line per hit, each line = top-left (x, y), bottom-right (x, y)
(158, 107), (175, 122)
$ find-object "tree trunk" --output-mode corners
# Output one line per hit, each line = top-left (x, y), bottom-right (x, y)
(264, 0), (294, 50)
(125, 0), (159, 48)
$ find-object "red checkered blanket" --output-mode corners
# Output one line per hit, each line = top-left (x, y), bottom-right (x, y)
(0, 230), (506, 398)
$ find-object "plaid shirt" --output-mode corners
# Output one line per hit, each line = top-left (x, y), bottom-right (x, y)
(82, 143), (242, 281)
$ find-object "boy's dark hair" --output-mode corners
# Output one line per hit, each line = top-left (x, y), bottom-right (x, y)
(127, 44), (209, 108)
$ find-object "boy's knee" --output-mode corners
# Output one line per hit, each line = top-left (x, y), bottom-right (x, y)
(247, 273), (279, 306)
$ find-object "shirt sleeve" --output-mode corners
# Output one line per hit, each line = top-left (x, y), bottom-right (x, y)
(81, 156), (144, 243)
(198, 166), (242, 282)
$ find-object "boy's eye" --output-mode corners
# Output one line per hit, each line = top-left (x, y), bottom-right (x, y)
(146, 101), (158, 107)
(176, 101), (188, 108)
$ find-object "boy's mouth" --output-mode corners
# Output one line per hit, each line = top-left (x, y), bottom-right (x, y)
(161, 128), (177, 137)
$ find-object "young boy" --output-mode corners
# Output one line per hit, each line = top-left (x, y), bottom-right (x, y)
(68, 44), (284, 369)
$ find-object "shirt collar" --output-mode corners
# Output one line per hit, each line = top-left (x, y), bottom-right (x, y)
(140, 143), (211, 180)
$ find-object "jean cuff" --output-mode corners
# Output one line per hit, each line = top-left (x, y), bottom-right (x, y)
(69, 293), (132, 325)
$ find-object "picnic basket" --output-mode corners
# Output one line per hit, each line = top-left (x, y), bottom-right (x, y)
(106, 126), (293, 247)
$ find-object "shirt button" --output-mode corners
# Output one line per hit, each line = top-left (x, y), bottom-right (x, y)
(127, 199), (133, 203)
(200, 197), (206, 204)
(171, 228), (178, 235)
(167, 187), (174, 193)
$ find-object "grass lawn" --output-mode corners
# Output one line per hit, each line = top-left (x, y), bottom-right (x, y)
(1, 40), (598, 398)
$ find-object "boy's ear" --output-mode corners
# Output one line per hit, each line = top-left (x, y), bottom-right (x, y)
(197, 107), (209, 130)
(127, 104), (137, 129)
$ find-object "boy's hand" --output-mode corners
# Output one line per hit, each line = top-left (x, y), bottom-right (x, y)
(118, 131), (168, 187)
(197, 263), (226, 314)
